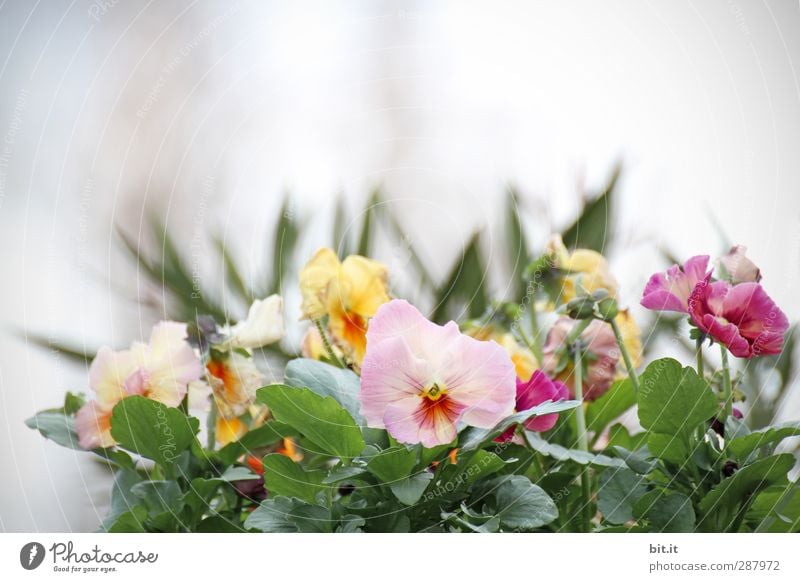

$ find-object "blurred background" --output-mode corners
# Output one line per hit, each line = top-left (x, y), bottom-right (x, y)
(1, 0), (799, 531)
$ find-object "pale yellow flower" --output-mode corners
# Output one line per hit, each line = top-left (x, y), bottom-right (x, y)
(206, 351), (265, 419)
(228, 295), (285, 349)
(299, 247), (390, 362)
(546, 234), (618, 303)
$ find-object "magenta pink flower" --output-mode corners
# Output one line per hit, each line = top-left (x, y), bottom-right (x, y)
(641, 255), (711, 313)
(688, 278), (788, 358)
(359, 300), (515, 448)
(495, 371), (569, 442)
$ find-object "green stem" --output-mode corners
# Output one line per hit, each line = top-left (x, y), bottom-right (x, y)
(528, 303), (544, 363)
(314, 319), (346, 368)
(695, 336), (704, 378)
(720, 345), (733, 420)
(565, 318), (593, 346)
(207, 396), (217, 450)
(609, 319), (640, 394)
(573, 346), (592, 533)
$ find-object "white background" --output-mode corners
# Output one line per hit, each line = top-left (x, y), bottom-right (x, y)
(0, 0), (799, 531)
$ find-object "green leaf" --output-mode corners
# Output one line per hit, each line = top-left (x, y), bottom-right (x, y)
(367, 446), (417, 483)
(598, 468), (648, 524)
(261, 454), (326, 504)
(356, 189), (380, 256)
(699, 454), (796, 519)
(459, 400), (581, 452)
(645, 493), (696, 532)
(63, 392), (86, 415)
(245, 497), (331, 532)
(130, 480), (184, 516)
(284, 358), (363, 422)
(612, 445), (657, 475)
(477, 475), (558, 530)
(647, 433), (689, 465)
(524, 431), (626, 468)
(606, 424), (648, 451)
(102, 469), (144, 530)
(432, 231), (488, 322)
(25, 411), (81, 449)
(561, 163), (620, 252)
(727, 422), (800, 459)
(110, 396), (199, 470)
(637, 358), (717, 436)
(322, 465), (367, 484)
(213, 235), (253, 306)
(256, 385), (365, 460)
(748, 485), (800, 532)
(220, 466), (259, 481)
(504, 187), (531, 300)
(586, 379), (635, 435)
(182, 477), (222, 516)
(390, 472), (434, 505)
(106, 506), (149, 533)
(196, 516), (243, 532)
(266, 194), (302, 295)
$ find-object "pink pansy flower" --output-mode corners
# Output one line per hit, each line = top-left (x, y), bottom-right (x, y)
(688, 278), (788, 359)
(542, 317), (620, 401)
(359, 300), (515, 448)
(641, 255), (711, 313)
(495, 371), (570, 442)
(76, 322), (203, 449)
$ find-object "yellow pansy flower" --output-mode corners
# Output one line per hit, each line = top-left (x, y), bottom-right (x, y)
(299, 247), (390, 362)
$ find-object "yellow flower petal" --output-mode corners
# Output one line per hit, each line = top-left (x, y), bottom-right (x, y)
(216, 416), (247, 446)
(337, 255), (389, 317)
(299, 247), (340, 320)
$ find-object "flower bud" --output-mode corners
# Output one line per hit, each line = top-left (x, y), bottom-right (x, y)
(566, 296), (596, 320)
(595, 297), (619, 322)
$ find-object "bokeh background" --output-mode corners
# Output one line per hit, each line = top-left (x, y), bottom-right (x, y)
(1, 0), (799, 531)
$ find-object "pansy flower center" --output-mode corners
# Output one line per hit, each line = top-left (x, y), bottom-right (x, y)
(422, 382), (447, 401)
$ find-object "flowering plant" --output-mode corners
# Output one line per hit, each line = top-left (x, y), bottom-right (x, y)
(27, 193), (800, 532)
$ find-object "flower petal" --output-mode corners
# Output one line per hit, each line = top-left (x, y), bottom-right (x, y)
(75, 400), (115, 449)
(89, 346), (134, 405)
(360, 335), (430, 428)
(299, 247), (340, 320)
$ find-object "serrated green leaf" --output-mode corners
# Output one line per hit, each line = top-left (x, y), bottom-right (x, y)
(476, 475), (558, 530)
(637, 358), (717, 436)
(261, 454), (326, 504)
(367, 446), (417, 483)
(256, 385), (365, 460)
(110, 396), (199, 470)
(598, 468), (648, 524)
